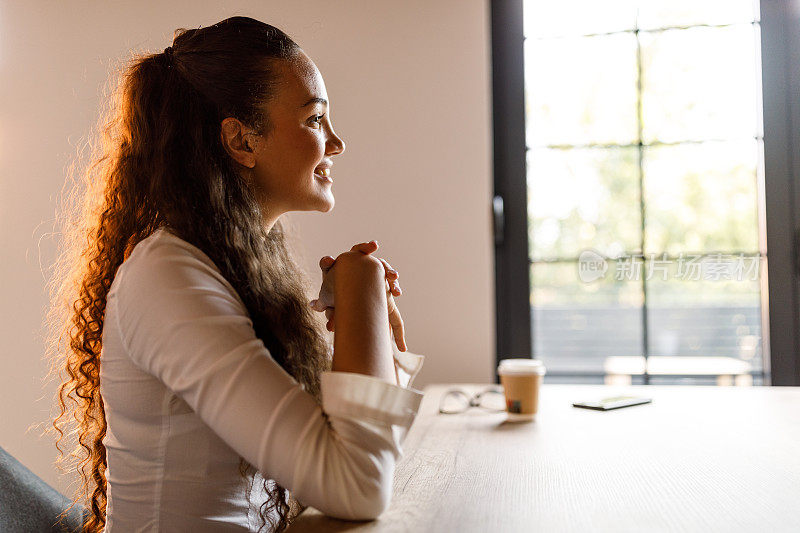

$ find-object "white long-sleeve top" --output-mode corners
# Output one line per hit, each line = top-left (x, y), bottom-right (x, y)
(99, 227), (425, 531)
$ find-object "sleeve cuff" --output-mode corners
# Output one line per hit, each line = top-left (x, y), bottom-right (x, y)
(320, 371), (424, 427)
(393, 348), (425, 389)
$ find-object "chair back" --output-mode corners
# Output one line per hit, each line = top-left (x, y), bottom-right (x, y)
(0, 446), (88, 532)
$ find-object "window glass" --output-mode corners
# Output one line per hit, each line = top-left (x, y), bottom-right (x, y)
(524, 0), (637, 38)
(528, 147), (641, 260)
(643, 140), (760, 254)
(637, 0), (759, 30)
(640, 25), (761, 143)
(525, 33), (638, 146)
(523, 0), (765, 385)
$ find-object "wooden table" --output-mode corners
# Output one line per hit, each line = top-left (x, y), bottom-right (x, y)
(288, 384), (800, 532)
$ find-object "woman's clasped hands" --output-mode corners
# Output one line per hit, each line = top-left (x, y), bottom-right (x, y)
(309, 240), (406, 352)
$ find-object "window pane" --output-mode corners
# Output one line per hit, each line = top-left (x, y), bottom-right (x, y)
(640, 25), (760, 143)
(524, 0), (637, 38)
(525, 33), (638, 146)
(637, 0), (759, 30)
(645, 257), (763, 374)
(643, 140), (760, 254)
(528, 147), (641, 260)
(521, 1), (766, 384)
(532, 261), (643, 375)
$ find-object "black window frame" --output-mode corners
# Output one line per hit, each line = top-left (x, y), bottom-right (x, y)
(491, 0), (800, 386)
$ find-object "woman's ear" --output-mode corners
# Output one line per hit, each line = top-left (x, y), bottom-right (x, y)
(220, 117), (257, 168)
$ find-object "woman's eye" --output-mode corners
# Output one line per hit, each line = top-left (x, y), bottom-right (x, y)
(310, 114), (325, 127)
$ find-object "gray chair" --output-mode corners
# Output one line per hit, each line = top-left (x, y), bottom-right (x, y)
(0, 446), (88, 532)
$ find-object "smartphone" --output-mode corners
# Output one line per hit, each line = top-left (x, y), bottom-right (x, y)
(572, 396), (652, 411)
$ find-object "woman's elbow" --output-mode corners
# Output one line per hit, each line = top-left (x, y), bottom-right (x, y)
(342, 480), (392, 521)
(321, 452), (395, 521)
(291, 412), (405, 521)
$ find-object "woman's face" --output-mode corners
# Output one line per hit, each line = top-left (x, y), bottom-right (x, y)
(247, 51), (345, 220)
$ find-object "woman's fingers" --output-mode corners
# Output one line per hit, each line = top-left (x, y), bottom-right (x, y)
(378, 257), (397, 277)
(386, 294), (407, 352)
(320, 243), (403, 339)
(378, 258), (402, 297)
(385, 277), (402, 298)
(337, 243), (402, 296)
(350, 240), (379, 254)
(319, 255), (336, 272)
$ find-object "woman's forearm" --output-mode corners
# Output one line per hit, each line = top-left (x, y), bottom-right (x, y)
(331, 254), (395, 384)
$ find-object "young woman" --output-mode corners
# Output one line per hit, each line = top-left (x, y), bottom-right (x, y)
(49, 16), (425, 532)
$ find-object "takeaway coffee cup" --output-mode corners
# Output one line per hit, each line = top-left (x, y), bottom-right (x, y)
(497, 359), (546, 421)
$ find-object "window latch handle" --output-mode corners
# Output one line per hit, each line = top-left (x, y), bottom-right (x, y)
(493, 195), (505, 246)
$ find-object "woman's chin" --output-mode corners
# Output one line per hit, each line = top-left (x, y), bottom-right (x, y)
(317, 195), (335, 213)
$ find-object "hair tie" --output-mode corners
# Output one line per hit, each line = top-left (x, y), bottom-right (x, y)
(163, 46), (174, 66)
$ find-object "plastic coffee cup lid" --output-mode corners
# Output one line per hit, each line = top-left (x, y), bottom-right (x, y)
(497, 358), (547, 375)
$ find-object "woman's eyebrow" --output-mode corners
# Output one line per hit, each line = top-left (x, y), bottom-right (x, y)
(300, 97), (328, 108)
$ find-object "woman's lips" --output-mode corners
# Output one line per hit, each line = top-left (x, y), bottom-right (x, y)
(314, 167), (332, 183)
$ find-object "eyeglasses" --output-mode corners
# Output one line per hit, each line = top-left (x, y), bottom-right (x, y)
(438, 386), (506, 415)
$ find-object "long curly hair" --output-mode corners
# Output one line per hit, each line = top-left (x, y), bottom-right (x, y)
(45, 16), (332, 532)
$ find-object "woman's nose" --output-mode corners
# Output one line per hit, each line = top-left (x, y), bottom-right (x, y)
(327, 129), (345, 156)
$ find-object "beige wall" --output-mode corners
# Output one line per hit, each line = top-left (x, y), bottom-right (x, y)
(0, 1), (493, 495)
